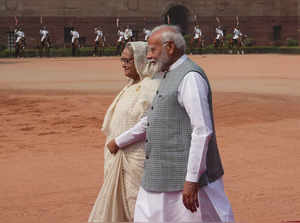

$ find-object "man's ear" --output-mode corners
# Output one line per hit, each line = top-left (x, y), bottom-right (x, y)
(166, 41), (176, 56)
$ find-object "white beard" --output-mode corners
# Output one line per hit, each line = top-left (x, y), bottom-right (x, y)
(148, 48), (170, 75)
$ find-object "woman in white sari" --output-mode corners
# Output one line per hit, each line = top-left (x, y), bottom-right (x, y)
(88, 41), (161, 222)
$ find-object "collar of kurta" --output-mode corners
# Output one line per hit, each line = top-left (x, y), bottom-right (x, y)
(168, 54), (188, 72)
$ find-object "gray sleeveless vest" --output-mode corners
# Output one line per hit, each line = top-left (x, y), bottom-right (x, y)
(141, 57), (224, 192)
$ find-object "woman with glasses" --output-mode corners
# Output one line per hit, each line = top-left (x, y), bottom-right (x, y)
(88, 41), (161, 222)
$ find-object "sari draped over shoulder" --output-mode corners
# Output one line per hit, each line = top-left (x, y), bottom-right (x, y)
(88, 42), (161, 222)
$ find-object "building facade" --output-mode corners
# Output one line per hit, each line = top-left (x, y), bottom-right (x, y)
(0, 0), (299, 47)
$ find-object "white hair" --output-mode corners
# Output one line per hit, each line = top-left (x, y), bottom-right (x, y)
(150, 25), (186, 52)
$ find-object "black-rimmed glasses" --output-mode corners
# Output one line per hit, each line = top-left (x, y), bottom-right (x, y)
(120, 57), (134, 64)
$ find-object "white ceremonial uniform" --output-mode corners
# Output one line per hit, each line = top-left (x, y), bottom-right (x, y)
(233, 28), (242, 40)
(95, 30), (103, 42)
(216, 27), (224, 40)
(40, 29), (48, 42)
(144, 28), (151, 41)
(115, 55), (235, 222)
(70, 30), (79, 43)
(15, 30), (25, 43)
(117, 30), (125, 42)
(193, 27), (202, 39)
(124, 28), (133, 41)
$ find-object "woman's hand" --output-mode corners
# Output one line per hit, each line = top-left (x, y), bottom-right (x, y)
(107, 139), (120, 154)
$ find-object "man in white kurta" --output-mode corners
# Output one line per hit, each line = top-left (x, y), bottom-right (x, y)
(108, 25), (234, 222)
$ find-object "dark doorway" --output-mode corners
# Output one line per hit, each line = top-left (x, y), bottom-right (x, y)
(273, 25), (282, 41)
(64, 26), (73, 44)
(164, 5), (189, 35)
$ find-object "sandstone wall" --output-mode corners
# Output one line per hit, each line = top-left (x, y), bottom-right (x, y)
(0, 0), (299, 48)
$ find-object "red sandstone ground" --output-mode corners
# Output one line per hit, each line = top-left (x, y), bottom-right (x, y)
(0, 55), (300, 223)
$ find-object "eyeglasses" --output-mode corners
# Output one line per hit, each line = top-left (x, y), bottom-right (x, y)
(120, 57), (134, 64)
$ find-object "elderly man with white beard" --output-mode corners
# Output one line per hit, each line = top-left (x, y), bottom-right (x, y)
(107, 25), (235, 222)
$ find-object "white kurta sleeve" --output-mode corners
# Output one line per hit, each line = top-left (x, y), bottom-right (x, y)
(177, 72), (213, 183)
(115, 116), (148, 148)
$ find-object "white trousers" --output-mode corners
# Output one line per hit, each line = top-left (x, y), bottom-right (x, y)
(95, 36), (101, 42)
(41, 36), (46, 42)
(16, 37), (22, 43)
(194, 34), (201, 40)
(216, 34), (223, 40)
(72, 37), (79, 44)
(134, 178), (234, 223)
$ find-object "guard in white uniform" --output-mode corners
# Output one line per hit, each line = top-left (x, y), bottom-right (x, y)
(143, 28), (151, 41)
(70, 29), (80, 44)
(116, 28), (125, 55)
(233, 28), (241, 40)
(232, 25), (245, 54)
(93, 27), (104, 56)
(117, 29), (125, 43)
(94, 27), (103, 42)
(15, 27), (25, 44)
(124, 26), (133, 42)
(214, 25), (224, 48)
(70, 28), (80, 56)
(193, 25), (202, 40)
(14, 26), (25, 57)
(39, 26), (51, 57)
(190, 24), (204, 54)
(40, 26), (49, 43)
(216, 26), (224, 40)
